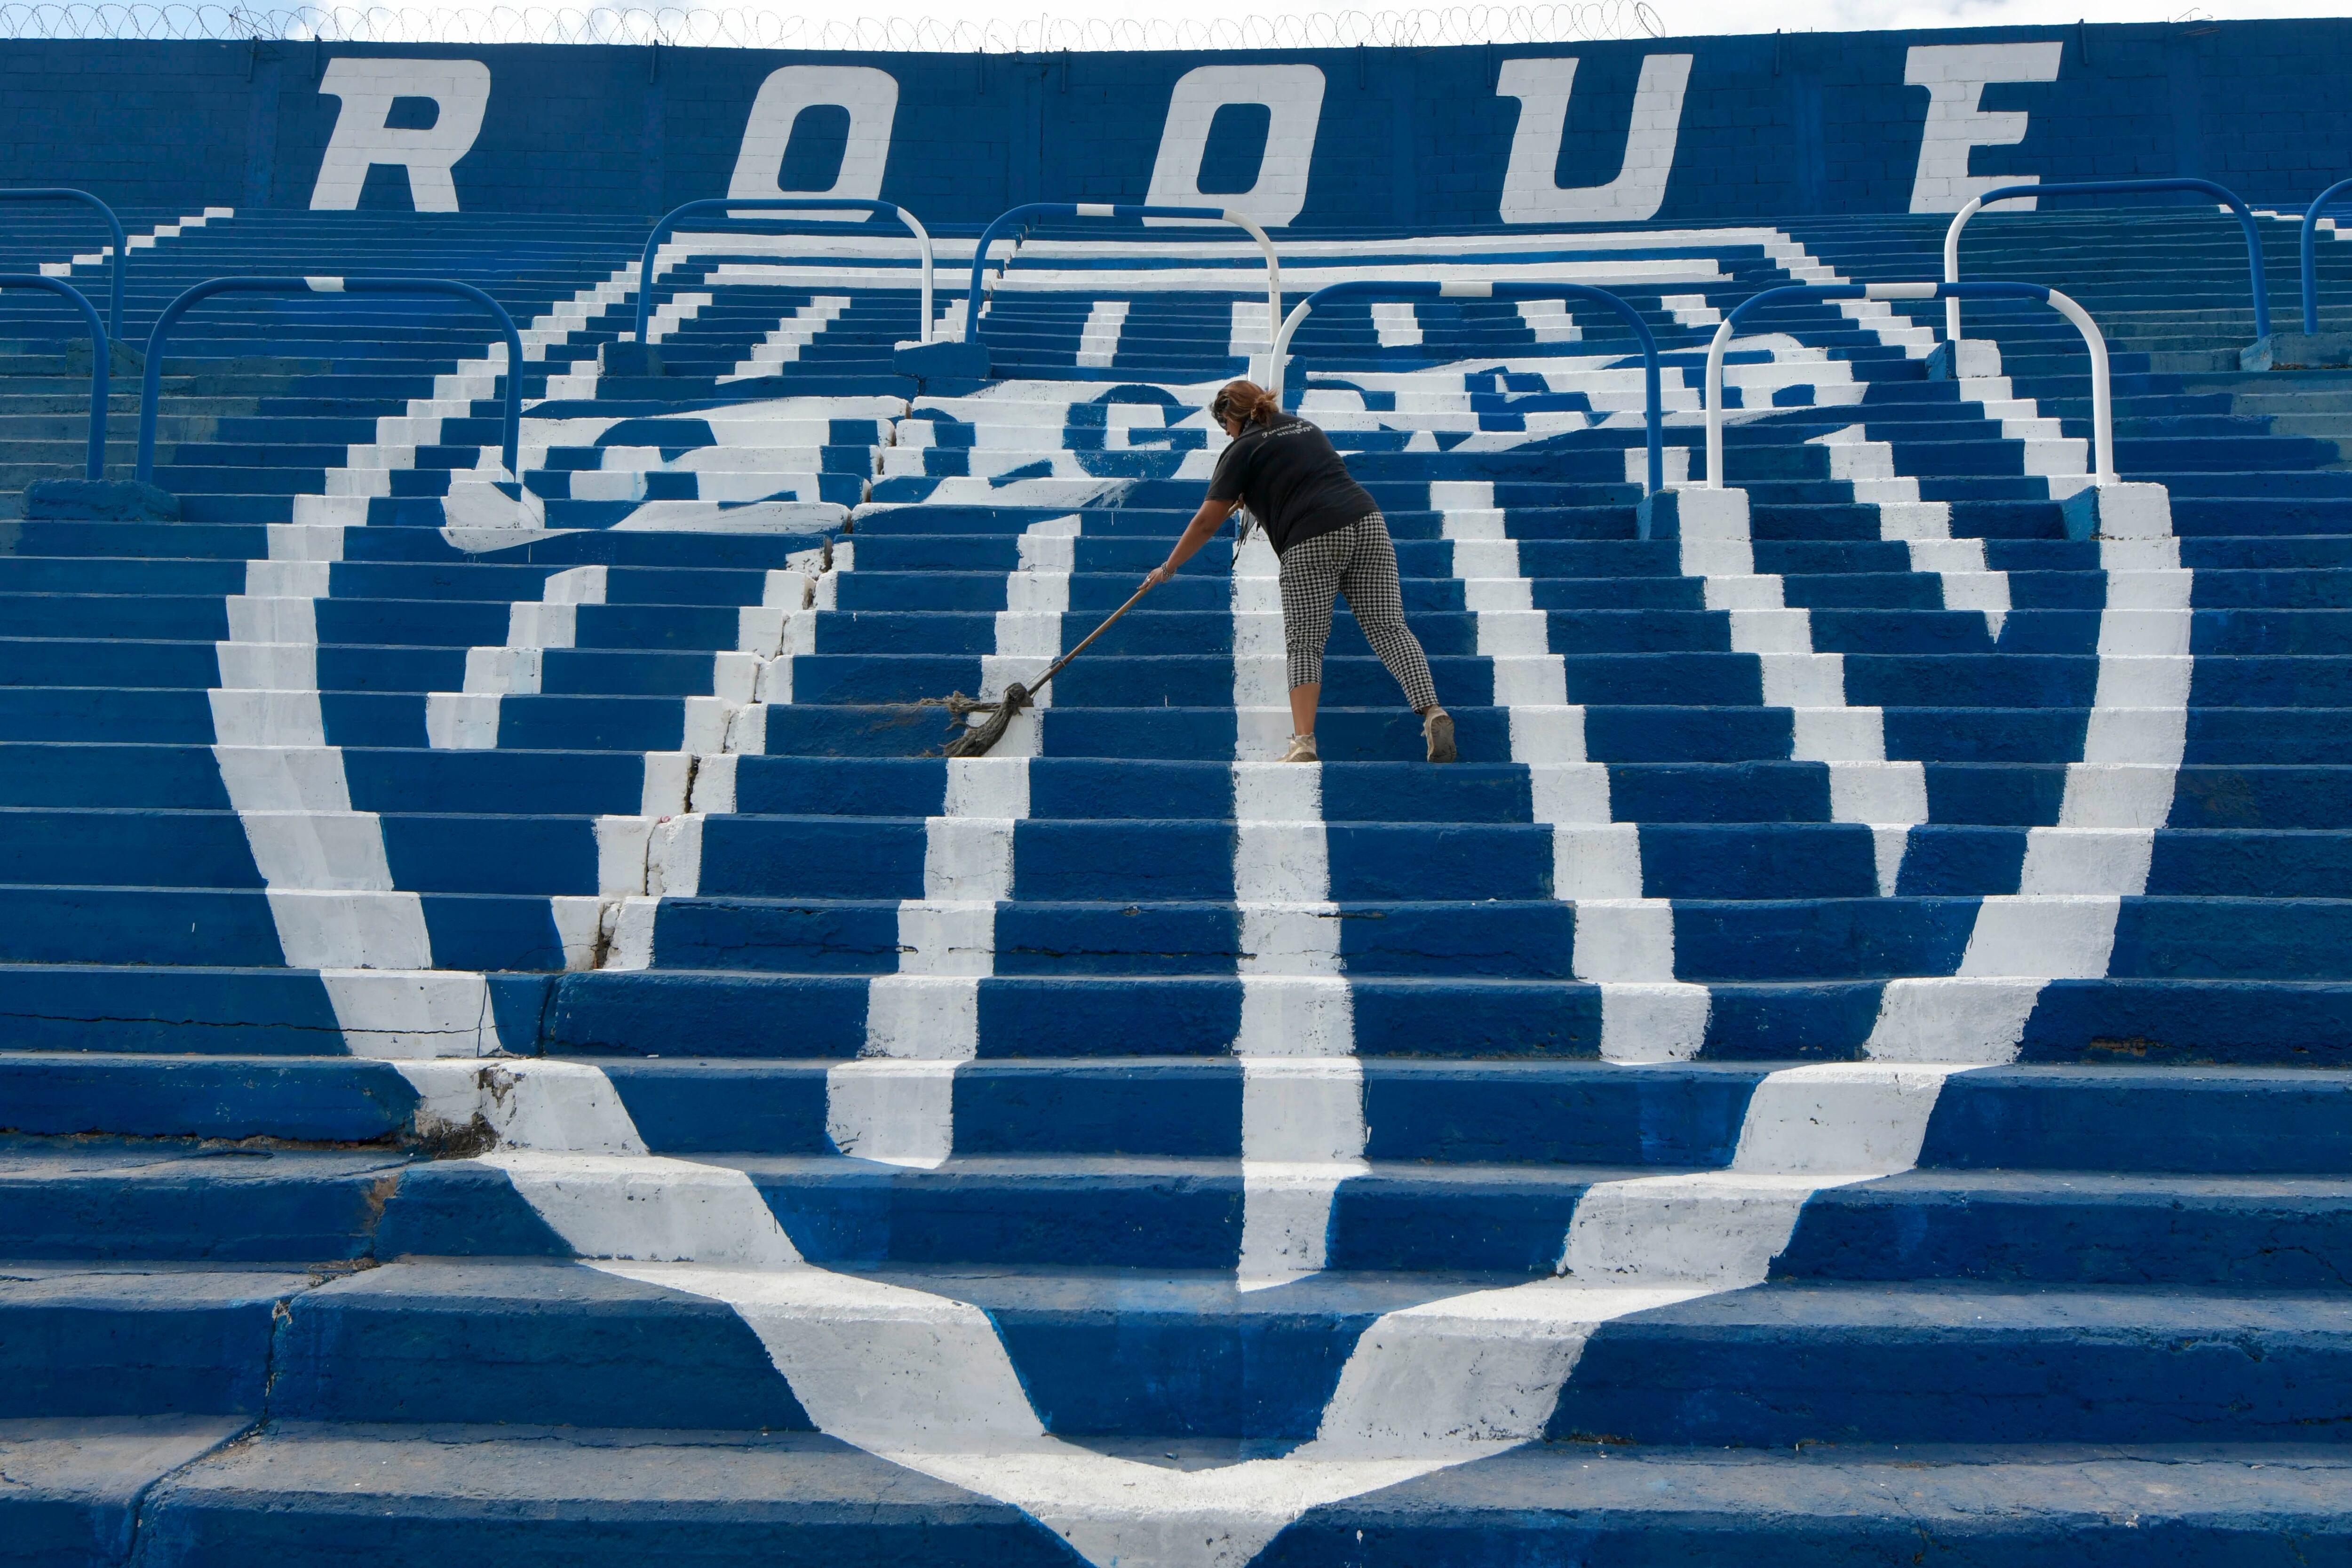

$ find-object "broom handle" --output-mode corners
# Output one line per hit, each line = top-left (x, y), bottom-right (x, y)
(1020, 576), (1158, 700)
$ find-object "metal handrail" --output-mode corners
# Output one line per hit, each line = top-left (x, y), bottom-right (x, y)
(965, 202), (1279, 379)
(1706, 282), (2114, 489)
(0, 188), (126, 340)
(0, 273), (107, 480)
(1270, 279), (1664, 495)
(2301, 178), (2352, 336)
(630, 197), (933, 344)
(1943, 178), (2269, 342)
(139, 276), (523, 482)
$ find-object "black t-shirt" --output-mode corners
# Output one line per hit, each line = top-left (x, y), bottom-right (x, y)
(1205, 415), (1378, 556)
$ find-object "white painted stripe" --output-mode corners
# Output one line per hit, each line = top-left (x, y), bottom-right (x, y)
(1877, 501), (2012, 639)
(1659, 292), (1722, 329)
(425, 565), (606, 750)
(1433, 477), (1708, 1061)
(1231, 759), (1359, 1291)
(1230, 298), (1271, 380)
(1516, 298), (1581, 343)
(1230, 527), (1291, 761)
(1668, 486), (1925, 897)
(1866, 488), (2187, 1064)
(454, 1055), (1454, 1565)
(209, 543), (501, 1058)
(1311, 1059), (1964, 1462)
(838, 520), (1057, 1167)
(523, 1055), (1967, 1558)
(1760, 228), (1934, 356)
(639, 290), (713, 346)
(719, 294), (851, 383)
(1073, 299), (1129, 369)
(1229, 524), (1361, 1290)
(40, 207), (228, 277)
(397, 475), (1988, 1564)
(1371, 301), (1422, 347)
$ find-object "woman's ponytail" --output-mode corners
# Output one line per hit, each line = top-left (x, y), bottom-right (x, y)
(1211, 379), (1281, 428)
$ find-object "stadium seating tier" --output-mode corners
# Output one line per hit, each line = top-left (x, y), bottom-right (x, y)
(1, 196), (2350, 1565)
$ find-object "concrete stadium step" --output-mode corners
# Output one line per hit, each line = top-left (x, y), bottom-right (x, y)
(528, 971), (2352, 1063)
(72, 1256), (2339, 1439)
(625, 892), (2347, 983)
(0, 963), (522, 1054)
(9, 1053), (2350, 1169)
(0, 807), (624, 893)
(0, 1265), (313, 1416)
(0, 885), (575, 970)
(12, 1417), (2350, 1566)
(0, 1417), (1099, 1565)
(770, 646), (2352, 712)
(8, 1156), (2346, 1413)
(757, 699), (2352, 765)
(3, 199), (2350, 1560)
(1550, 1281), (2352, 1445)
(0, 1143), (414, 1261)
(707, 754), (2352, 828)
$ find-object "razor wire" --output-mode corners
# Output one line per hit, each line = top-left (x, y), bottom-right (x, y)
(0, 2), (1667, 47)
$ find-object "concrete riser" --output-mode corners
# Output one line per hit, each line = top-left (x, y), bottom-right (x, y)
(3, 196), (2352, 1561)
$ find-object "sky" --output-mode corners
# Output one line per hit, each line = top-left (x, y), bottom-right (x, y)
(1644, 0), (2346, 35)
(797, 0), (2352, 40)
(284, 0), (2352, 49)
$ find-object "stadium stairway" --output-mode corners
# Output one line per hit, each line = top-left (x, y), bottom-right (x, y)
(2, 210), (2350, 1566)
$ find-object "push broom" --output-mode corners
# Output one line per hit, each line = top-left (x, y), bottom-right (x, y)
(932, 575), (1160, 758)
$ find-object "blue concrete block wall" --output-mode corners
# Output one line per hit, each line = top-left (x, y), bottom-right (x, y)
(0, 20), (2347, 225)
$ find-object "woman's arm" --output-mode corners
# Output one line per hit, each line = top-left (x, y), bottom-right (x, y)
(1146, 497), (1239, 586)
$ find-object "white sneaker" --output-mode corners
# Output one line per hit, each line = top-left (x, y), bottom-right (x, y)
(1280, 733), (1319, 763)
(1422, 709), (1457, 764)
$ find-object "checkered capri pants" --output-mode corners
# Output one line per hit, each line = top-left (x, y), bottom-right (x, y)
(1276, 511), (1440, 712)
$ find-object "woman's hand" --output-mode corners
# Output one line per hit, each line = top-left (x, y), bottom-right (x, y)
(1149, 498), (1235, 592)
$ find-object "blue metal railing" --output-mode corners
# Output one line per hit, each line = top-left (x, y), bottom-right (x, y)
(1270, 279), (1665, 496)
(1943, 178), (2269, 342)
(966, 203), (1280, 370)
(2301, 178), (2352, 336)
(1, 273), (107, 480)
(138, 276), (523, 483)
(0, 188), (126, 341)
(630, 197), (935, 345)
(1708, 282), (2116, 487)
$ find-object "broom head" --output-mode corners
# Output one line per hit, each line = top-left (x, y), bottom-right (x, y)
(943, 681), (1030, 758)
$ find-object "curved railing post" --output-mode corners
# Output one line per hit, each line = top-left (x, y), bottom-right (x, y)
(139, 276), (524, 484)
(1707, 281), (2113, 490)
(965, 202), (1280, 381)
(1942, 178), (2269, 343)
(0, 188), (126, 341)
(0, 273), (107, 480)
(1271, 278), (1664, 495)
(631, 197), (934, 344)
(2301, 178), (2352, 336)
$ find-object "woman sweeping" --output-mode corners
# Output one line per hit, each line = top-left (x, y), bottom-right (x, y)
(1145, 379), (1457, 764)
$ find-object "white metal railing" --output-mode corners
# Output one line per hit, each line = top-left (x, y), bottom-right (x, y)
(1705, 281), (2114, 488)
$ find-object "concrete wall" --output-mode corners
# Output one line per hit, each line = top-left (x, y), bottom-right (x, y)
(0, 20), (2345, 225)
